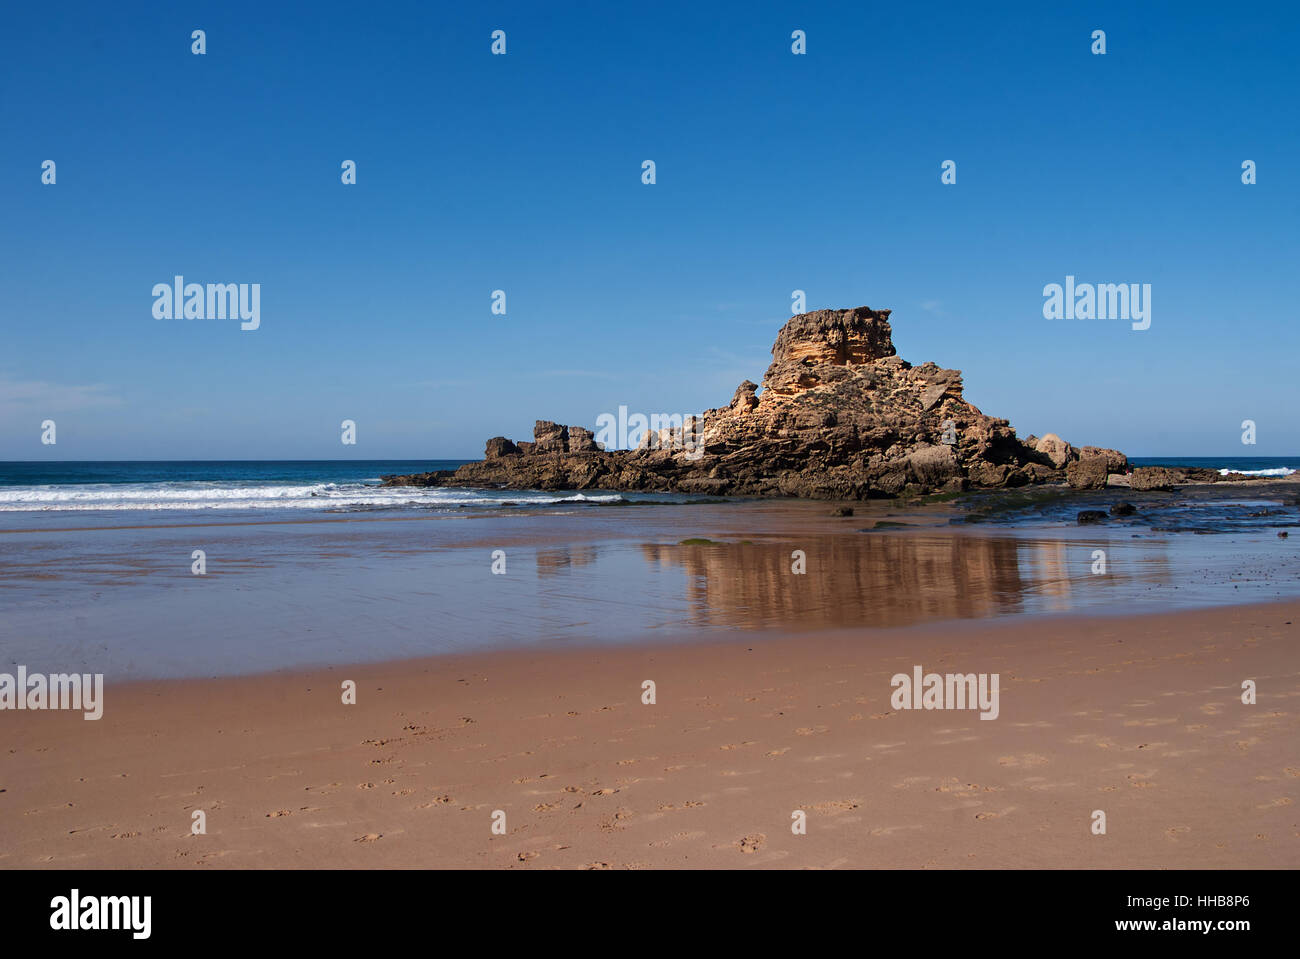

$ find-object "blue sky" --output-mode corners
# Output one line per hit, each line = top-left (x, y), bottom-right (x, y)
(2, 0), (1297, 459)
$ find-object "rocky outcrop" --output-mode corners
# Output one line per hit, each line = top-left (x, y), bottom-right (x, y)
(1035, 433), (1073, 469)
(1130, 466), (1181, 491)
(1066, 455), (1110, 490)
(383, 306), (1130, 499)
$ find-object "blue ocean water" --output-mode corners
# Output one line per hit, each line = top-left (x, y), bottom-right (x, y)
(0, 460), (467, 487)
(0, 460), (497, 515)
(0, 457), (1293, 516)
(1130, 456), (1297, 476)
(0, 459), (676, 515)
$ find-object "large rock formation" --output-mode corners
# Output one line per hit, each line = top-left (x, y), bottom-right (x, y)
(383, 306), (1128, 498)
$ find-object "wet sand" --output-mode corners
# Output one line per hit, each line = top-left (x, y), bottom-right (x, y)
(3, 489), (1298, 679)
(3, 600), (1297, 869)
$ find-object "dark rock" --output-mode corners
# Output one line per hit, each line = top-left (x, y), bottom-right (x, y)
(730, 380), (759, 413)
(484, 436), (519, 459)
(1131, 467), (1180, 491)
(1079, 446), (1128, 473)
(831, 506), (854, 516)
(532, 420), (568, 453)
(1077, 510), (1107, 524)
(1066, 456), (1109, 490)
(379, 469), (456, 488)
(1109, 501), (1137, 516)
(568, 426), (598, 452)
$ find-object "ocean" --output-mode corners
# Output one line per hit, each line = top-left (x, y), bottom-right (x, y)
(0, 457), (1294, 516)
(0, 460), (630, 514)
(1129, 457), (1298, 477)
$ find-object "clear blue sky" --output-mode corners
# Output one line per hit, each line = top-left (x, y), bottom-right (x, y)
(2, 0), (1297, 460)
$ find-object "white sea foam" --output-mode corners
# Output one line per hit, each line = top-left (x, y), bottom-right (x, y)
(0, 482), (625, 512)
(1217, 467), (1295, 477)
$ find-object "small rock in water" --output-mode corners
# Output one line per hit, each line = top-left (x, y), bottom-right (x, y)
(1280, 531), (1290, 538)
(1109, 502), (1137, 516)
(831, 506), (854, 517)
(1077, 510), (1107, 525)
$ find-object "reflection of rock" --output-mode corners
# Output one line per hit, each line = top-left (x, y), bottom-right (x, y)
(640, 533), (1029, 628)
(536, 546), (598, 576)
(383, 306), (1129, 499)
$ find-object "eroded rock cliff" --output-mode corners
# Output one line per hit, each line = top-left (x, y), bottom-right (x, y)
(383, 306), (1127, 498)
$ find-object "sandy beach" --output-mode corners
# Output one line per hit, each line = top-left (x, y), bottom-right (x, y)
(4, 599), (1296, 869)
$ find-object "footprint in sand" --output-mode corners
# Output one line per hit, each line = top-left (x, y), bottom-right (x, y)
(1257, 798), (1293, 809)
(1165, 826), (1191, 840)
(354, 833), (382, 843)
(795, 726), (829, 736)
(265, 809), (292, 818)
(997, 754), (1049, 768)
(974, 812), (998, 820)
(868, 824), (924, 837)
(736, 834), (766, 854)
(811, 799), (860, 813)
(893, 776), (930, 789)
